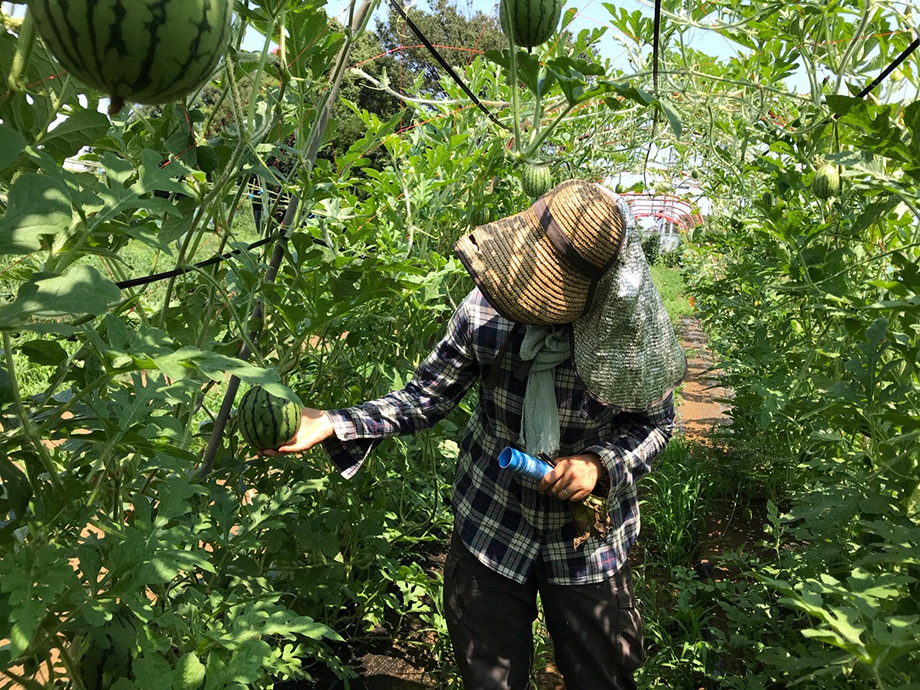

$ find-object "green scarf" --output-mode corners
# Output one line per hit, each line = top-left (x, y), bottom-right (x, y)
(518, 325), (571, 457)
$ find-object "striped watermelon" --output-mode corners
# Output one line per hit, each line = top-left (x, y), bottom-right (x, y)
(469, 204), (494, 227)
(521, 163), (554, 199)
(29, 0), (232, 112)
(813, 164), (840, 200)
(499, 0), (565, 48)
(238, 386), (300, 450)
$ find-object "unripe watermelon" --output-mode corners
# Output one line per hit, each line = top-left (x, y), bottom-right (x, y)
(238, 386), (300, 450)
(499, 0), (565, 48)
(521, 163), (554, 199)
(29, 0), (232, 112)
(813, 164), (840, 200)
(469, 204), (493, 227)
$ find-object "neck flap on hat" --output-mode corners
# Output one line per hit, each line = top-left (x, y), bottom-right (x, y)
(571, 196), (687, 411)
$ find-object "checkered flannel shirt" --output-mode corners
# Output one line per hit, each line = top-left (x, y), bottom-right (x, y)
(322, 288), (675, 585)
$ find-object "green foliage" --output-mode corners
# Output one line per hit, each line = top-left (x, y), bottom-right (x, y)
(641, 231), (661, 265)
(1, 0), (629, 682)
(1, 0), (919, 686)
(649, 264), (693, 324)
(640, 438), (713, 571)
(660, 248), (682, 268)
(375, 0), (506, 96)
(678, 67), (920, 690)
(326, 29), (405, 170)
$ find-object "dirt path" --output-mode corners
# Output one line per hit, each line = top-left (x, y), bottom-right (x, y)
(675, 316), (731, 443)
(351, 316), (732, 690)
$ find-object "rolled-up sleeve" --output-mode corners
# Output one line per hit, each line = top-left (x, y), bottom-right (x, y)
(322, 297), (480, 478)
(583, 393), (675, 493)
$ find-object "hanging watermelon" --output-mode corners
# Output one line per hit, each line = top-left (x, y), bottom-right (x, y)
(30, 0), (233, 112)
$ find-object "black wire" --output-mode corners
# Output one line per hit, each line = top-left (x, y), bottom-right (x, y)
(386, 0), (508, 131)
(809, 34), (920, 133)
(652, 0), (662, 97)
(856, 35), (919, 99)
(115, 234), (279, 290)
(115, 22), (918, 294)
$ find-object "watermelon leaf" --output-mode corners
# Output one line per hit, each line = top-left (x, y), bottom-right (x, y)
(0, 457), (32, 521)
(223, 639), (271, 686)
(145, 346), (303, 406)
(0, 174), (73, 254)
(545, 56), (605, 106)
(484, 49), (556, 98)
(132, 652), (173, 690)
(88, 151), (191, 228)
(0, 267), (120, 331)
(39, 109), (111, 162)
(0, 123), (26, 171)
(19, 339), (68, 366)
(653, 97), (683, 140)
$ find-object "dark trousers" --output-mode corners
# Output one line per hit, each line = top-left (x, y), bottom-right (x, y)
(443, 533), (643, 690)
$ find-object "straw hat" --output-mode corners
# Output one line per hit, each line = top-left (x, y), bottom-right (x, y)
(455, 179), (687, 409)
(454, 179), (625, 325)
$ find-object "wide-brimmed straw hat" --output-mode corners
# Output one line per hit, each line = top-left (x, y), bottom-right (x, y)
(455, 179), (687, 410)
(454, 179), (625, 325)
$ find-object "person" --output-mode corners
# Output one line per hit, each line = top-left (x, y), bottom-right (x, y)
(264, 179), (687, 689)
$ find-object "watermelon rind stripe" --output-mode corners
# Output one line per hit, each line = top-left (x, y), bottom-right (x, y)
(238, 386), (299, 450)
(283, 402), (299, 445)
(30, 0), (232, 106)
(499, 0), (564, 48)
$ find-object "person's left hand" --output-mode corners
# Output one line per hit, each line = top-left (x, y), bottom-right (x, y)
(538, 453), (606, 502)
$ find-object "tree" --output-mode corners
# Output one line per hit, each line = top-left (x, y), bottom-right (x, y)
(326, 29), (407, 168)
(375, 0), (507, 96)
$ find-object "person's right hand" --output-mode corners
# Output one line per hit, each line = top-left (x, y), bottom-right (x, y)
(260, 408), (334, 456)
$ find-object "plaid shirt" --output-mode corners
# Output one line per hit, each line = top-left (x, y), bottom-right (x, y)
(322, 288), (675, 585)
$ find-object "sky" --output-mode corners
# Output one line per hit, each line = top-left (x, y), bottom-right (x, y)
(244, 0), (756, 80)
(0, 0), (806, 91)
(6, 0), (912, 116)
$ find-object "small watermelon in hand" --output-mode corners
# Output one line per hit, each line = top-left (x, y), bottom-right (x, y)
(238, 386), (301, 451)
(29, 0), (232, 112)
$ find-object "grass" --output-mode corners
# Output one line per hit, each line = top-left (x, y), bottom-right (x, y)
(650, 264), (695, 324)
(640, 437), (713, 571)
(0, 202), (263, 400)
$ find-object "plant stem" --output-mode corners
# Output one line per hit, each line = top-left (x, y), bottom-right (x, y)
(3, 332), (62, 491)
(6, 6), (35, 92)
(199, 0), (379, 477)
(157, 135), (249, 327)
(34, 372), (111, 437)
(55, 641), (88, 690)
(247, 12), (278, 133)
(522, 104), (574, 160)
(192, 265), (264, 366)
(509, 51), (523, 156)
(832, 0), (874, 98)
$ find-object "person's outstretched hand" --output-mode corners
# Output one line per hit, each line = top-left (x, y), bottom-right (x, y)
(538, 453), (606, 502)
(260, 408), (334, 456)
